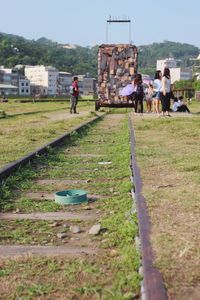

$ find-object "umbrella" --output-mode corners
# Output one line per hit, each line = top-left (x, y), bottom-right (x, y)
(142, 78), (151, 87)
(143, 78), (153, 87)
(120, 84), (135, 96)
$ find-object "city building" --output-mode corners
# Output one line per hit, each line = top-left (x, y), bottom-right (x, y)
(30, 84), (48, 96)
(57, 72), (72, 95)
(25, 65), (58, 95)
(170, 68), (192, 83)
(0, 67), (19, 95)
(75, 74), (97, 96)
(156, 58), (192, 83)
(83, 77), (97, 95)
(156, 58), (177, 71)
(0, 65), (97, 97)
(19, 78), (30, 96)
(76, 75), (85, 95)
(0, 66), (19, 86)
(0, 83), (18, 96)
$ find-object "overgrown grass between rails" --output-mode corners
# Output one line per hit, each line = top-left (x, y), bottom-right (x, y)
(0, 219), (70, 245)
(0, 166), (38, 209)
(98, 117), (141, 294)
(0, 113), (141, 298)
(0, 118), (103, 210)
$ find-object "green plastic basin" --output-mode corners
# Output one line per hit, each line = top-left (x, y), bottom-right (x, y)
(55, 189), (87, 205)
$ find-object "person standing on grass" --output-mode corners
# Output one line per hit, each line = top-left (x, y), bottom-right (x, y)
(70, 76), (79, 114)
(160, 67), (171, 117)
(134, 74), (144, 115)
(153, 70), (162, 115)
(146, 83), (154, 113)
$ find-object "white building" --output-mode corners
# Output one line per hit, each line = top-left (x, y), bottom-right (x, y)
(156, 58), (177, 71)
(0, 66), (19, 87)
(170, 68), (192, 83)
(25, 65), (58, 95)
(19, 78), (30, 96)
(156, 59), (192, 83)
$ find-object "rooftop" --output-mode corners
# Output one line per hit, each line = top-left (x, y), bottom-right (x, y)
(0, 83), (18, 89)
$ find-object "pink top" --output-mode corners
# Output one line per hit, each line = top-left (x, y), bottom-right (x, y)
(72, 81), (79, 96)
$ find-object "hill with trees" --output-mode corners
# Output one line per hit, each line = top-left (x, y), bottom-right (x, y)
(0, 33), (98, 77)
(138, 41), (199, 75)
(0, 32), (199, 77)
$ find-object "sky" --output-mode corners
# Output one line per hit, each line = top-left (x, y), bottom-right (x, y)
(0, 0), (200, 49)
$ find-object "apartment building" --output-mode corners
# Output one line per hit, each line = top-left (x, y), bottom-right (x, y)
(170, 68), (192, 83)
(57, 72), (72, 95)
(156, 58), (177, 71)
(156, 58), (192, 83)
(0, 67), (19, 95)
(83, 77), (97, 95)
(0, 83), (18, 96)
(19, 78), (30, 96)
(25, 65), (58, 95)
(75, 74), (97, 95)
(0, 67), (19, 87)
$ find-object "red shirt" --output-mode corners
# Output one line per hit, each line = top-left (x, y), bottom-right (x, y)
(72, 81), (79, 96)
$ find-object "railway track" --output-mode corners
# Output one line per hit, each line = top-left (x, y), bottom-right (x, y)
(0, 112), (167, 299)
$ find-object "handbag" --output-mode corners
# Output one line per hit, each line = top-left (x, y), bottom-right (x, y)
(152, 92), (157, 98)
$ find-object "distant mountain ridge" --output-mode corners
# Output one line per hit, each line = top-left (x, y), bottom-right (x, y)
(0, 32), (199, 77)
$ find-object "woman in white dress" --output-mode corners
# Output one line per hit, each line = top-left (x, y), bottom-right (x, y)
(153, 70), (162, 115)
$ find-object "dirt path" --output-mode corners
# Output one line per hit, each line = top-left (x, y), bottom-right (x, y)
(45, 109), (90, 122)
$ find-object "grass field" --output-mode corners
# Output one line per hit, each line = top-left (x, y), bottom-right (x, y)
(0, 113), (141, 299)
(132, 101), (200, 300)
(0, 100), (93, 116)
(0, 100), (200, 299)
(0, 102), (97, 167)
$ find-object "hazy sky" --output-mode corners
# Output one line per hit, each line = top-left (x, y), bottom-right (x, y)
(1, 0), (200, 48)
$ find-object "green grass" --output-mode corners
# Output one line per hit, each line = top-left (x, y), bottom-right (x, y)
(0, 112), (141, 299)
(0, 103), (97, 167)
(0, 100), (93, 116)
(132, 107), (200, 299)
(0, 219), (70, 245)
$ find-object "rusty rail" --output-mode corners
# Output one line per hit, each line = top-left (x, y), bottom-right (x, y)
(129, 116), (168, 300)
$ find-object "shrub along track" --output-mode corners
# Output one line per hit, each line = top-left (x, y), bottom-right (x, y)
(0, 112), (142, 300)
